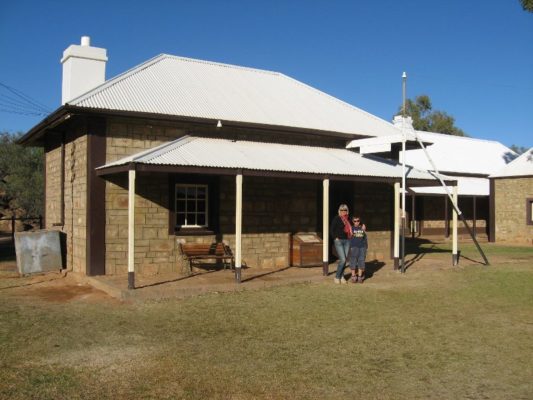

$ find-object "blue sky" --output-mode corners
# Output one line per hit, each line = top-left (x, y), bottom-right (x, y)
(0, 0), (531, 148)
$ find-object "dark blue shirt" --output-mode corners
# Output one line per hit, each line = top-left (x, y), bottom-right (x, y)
(350, 226), (367, 248)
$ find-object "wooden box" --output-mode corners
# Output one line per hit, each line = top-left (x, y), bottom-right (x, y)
(290, 232), (322, 267)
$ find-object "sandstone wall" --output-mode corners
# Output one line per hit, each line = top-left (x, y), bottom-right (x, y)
(44, 130), (87, 272)
(105, 120), (186, 275)
(495, 177), (533, 244)
(102, 118), (395, 275)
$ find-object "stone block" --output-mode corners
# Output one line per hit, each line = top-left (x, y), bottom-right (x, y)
(150, 240), (173, 252)
(117, 225), (129, 238)
(111, 194), (129, 209)
(261, 258), (274, 268)
(275, 256), (287, 268)
(105, 225), (118, 241)
(142, 228), (158, 240)
(135, 214), (146, 225)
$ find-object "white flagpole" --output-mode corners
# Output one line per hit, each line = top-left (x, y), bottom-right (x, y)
(401, 72), (407, 273)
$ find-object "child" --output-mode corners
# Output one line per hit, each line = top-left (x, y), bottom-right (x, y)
(349, 217), (368, 283)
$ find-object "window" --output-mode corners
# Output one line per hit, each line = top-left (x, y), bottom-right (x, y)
(526, 198), (533, 225)
(175, 184), (208, 227)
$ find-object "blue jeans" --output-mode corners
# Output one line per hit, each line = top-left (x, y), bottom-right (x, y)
(334, 239), (351, 279)
(349, 247), (367, 270)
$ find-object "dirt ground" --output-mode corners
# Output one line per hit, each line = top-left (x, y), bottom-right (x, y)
(0, 271), (117, 303)
(1, 241), (528, 305)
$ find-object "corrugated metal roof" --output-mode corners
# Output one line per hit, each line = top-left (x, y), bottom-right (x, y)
(490, 148), (533, 178)
(98, 135), (439, 181)
(411, 177), (489, 196)
(402, 131), (515, 175)
(70, 54), (401, 138)
(346, 132), (421, 148)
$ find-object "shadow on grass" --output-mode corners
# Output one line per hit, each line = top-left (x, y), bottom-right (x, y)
(329, 259), (386, 282)
(364, 260), (386, 279)
(403, 238), (449, 272)
(458, 253), (486, 266)
(136, 270), (217, 289)
(136, 263), (247, 289)
(403, 238), (489, 269)
(242, 266), (293, 283)
(405, 238), (449, 255)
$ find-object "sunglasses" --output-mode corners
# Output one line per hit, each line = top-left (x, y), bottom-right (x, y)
(353, 219), (360, 222)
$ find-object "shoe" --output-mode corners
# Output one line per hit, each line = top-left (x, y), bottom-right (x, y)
(340, 277), (347, 284)
(351, 276), (357, 283)
(358, 276), (364, 283)
(334, 278), (341, 284)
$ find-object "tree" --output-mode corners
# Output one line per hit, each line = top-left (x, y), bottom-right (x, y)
(396, 95), (466, 136)
(509, 144), (529, 155)
(520, 0), (533, 12)
(0, 132), (44, 217)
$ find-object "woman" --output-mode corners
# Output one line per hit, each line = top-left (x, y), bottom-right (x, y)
(329, 204), (352, 284)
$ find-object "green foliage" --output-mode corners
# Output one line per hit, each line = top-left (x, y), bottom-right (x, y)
(0, 132), (43, 217)
(397, 95), (466, 136)
(509, 144), (529, 155)
(520, 0), (533, 12)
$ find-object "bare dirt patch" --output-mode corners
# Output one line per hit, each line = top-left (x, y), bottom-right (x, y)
(0, 273), (118, 304)
(34, 284), (96, 302)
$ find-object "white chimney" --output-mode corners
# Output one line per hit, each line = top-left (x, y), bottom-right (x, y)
(61, 36), (107, 104)
(392, 115), (414, 130)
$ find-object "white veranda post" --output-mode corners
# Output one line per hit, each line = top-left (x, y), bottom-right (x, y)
(128, 168), (136, 290)
(393, 182), (400, 270)
(322, 178), (329, 276)
(452, 185), (459, 265)
(235, 174), (243, 283)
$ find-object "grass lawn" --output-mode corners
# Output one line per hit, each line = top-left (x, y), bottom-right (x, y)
(0, 243), (532, 399)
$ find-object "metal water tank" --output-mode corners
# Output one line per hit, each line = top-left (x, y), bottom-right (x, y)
(14, 230), (64, 275)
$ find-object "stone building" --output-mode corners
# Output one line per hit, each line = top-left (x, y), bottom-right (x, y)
(391, 128), (513, 241)
(347, 122), (515, 242)
(490, 148), (533, 245)
(19, 37), (446, 282)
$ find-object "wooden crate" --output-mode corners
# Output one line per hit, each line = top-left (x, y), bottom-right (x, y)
(290, 232), (322, 267)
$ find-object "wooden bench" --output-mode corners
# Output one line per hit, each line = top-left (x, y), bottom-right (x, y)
(179, 242), (234, 271)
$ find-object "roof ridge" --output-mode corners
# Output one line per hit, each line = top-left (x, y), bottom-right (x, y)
(159, 54), (281, 76)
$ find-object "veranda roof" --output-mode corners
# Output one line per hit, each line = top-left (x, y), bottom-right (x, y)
(410, 176), (490, 196)
(96, 135), (449, 184)
(402, 131), (515, 176)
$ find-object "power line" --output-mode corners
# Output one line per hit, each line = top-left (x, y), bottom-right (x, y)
(0, 108), (47, 116)
(0, 82), (52, 112)
(0, 82), (52, 117)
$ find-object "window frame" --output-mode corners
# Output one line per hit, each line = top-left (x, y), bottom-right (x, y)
(168, 174), (219, 236)
(175, 184), (209, 228)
